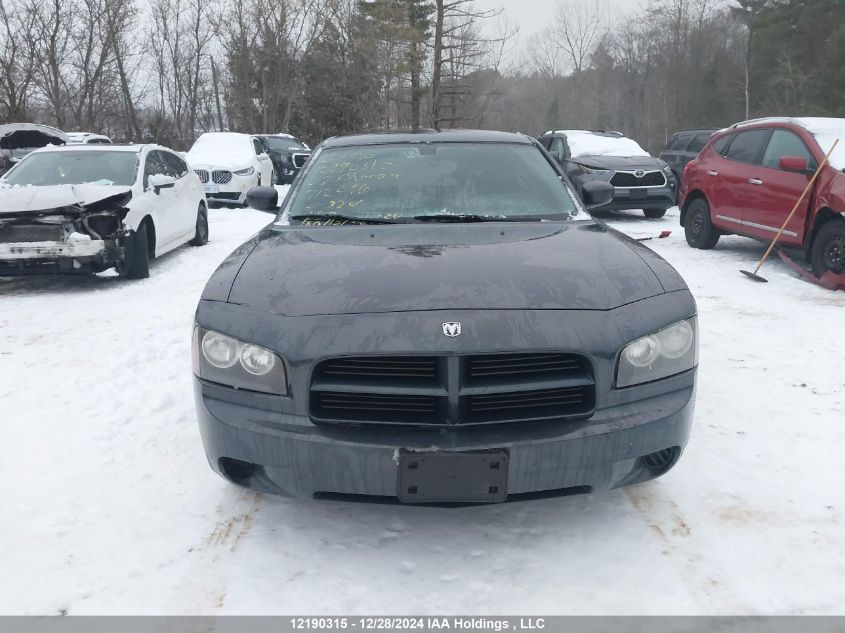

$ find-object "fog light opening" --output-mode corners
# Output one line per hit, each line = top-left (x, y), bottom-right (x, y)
(641, 447), (681, 475)
(218, 457), (258, 483)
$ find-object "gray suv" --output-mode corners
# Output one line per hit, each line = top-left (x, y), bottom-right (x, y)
(659, 129), (716, 184)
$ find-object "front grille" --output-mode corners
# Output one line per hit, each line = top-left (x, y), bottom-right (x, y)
(610, 170), (667, 188)
(310, 353), (595, 427)
(212, 170), (232, 184)
(206, 192), (240, 200)
(194, 169), (209, 183)
(292, 153), (309, 168)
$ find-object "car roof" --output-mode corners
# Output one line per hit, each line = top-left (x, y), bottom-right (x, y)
(672, 129), (717, 135)
(30, 143), (174, 154)
(320, 129), (535, 148)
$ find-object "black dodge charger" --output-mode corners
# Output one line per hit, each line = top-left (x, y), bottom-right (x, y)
(192, 130), (698, 504)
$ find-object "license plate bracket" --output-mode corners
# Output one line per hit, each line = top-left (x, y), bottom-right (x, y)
(204, 184), (219, 194)
(398, 449), (509, 504)
(630, 188), (647, 200)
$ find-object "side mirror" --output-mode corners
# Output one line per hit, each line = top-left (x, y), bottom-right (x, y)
(148, 173), (176, 194)
(779, 156), (809, 173)
(246, 186), (279, 212)
(581, 180), (614, 208)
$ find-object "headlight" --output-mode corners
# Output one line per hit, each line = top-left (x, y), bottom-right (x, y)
(193, 327), (287, 395)
(579, 165), (613, 177)
(616, 317), (697, 388)
(234, 167), (255, 176)
(662, 164), (673, 174)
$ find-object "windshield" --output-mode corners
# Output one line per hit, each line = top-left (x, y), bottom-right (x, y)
(3, 150), (138, 186)
(286, 142), (582, 224)
(263, 136), (307, 152)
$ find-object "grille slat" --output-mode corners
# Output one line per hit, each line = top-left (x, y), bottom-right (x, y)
(311, 353), (595, 427)
(322, 357), (436, 379)
(194, 169), (209, 183)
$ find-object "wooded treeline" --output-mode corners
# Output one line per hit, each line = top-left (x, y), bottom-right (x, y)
(1, 0), (842, 151)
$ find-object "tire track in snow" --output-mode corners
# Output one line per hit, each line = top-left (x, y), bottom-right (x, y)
(625, 484), (747, 613)
(164, 487), (263, 613)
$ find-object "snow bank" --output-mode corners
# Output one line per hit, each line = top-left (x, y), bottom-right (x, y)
(794, 118), (845, 170)
(553, 130), (650, 158)
(186, 133), (256, 169)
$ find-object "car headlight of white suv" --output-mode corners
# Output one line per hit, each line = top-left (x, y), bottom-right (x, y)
(234, 167), (255, 176)
(616, 317), (698, 388)
(192, 327), (287, 395)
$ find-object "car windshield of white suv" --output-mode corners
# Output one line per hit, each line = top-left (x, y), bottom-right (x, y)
(3, 150), (138, 186)
(286, 142), (583, 224)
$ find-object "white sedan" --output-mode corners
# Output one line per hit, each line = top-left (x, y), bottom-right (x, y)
(185, 132), (274, 206)
(0, 143), (208, 279)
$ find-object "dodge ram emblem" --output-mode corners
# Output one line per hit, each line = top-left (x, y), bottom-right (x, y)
(442, 322), (462, 337)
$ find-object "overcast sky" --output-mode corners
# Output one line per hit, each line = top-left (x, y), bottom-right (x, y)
(492, 0), (649, 39)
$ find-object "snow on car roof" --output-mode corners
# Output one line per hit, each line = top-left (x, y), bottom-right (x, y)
(793, 118), (845, 171)
(31, 143), (144, 153)
(186, 132), (255, 166)
(732, 117), (845, 170)
(551, 130), (650, 158)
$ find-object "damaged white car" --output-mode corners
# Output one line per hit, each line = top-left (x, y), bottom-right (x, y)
(0, 144), (208, 279)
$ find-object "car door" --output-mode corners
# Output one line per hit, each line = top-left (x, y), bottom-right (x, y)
(162, 150), (199, 237)
(252, 137), (273, 186)
(710, 128), (771, 235)
(743, 128), (818, 247)
(142, 149), (181, 247)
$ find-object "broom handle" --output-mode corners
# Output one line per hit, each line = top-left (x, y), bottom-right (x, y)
(753, 138), (839, 275)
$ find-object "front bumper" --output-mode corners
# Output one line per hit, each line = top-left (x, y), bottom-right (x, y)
(194, 374), (695, 502)
(0, 239), (121, 275)
(603, 185), (676, 212)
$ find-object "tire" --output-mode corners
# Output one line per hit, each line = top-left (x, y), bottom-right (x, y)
(124, 222), (150, 279)
(811, 219), (845, 277)
(644, 208), (667, 219)
(684, 198), (720, 249)
(189, 205), (209, 246)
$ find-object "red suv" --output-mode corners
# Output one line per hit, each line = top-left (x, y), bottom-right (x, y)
(679, 118), (845, 276)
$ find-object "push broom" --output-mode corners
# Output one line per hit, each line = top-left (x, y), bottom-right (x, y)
(741, 138), (839, 282)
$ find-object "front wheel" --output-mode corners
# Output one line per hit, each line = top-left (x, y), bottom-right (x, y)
(684, 198), (720, 249)
(811, 219), (845, 277)
(644, 208), (667, 219)
(189, 205), (209, 246)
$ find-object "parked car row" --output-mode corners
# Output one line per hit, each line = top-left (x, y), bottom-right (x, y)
(0, 127), (312, 279)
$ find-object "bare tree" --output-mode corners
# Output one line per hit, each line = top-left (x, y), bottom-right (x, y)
(0, 0), (37, 121)
(553, 0), (608, 73)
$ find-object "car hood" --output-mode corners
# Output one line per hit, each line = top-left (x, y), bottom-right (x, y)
(0, 184), (133, 215)
(573, 155), (663, 170)
(217, 222), (675, 316)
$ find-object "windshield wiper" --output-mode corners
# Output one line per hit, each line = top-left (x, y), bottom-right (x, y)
(413, 213), (546, 223)
(289, 214), (402, 225)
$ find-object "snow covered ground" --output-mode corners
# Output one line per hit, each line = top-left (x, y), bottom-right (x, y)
(1, 204), (843, 615)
